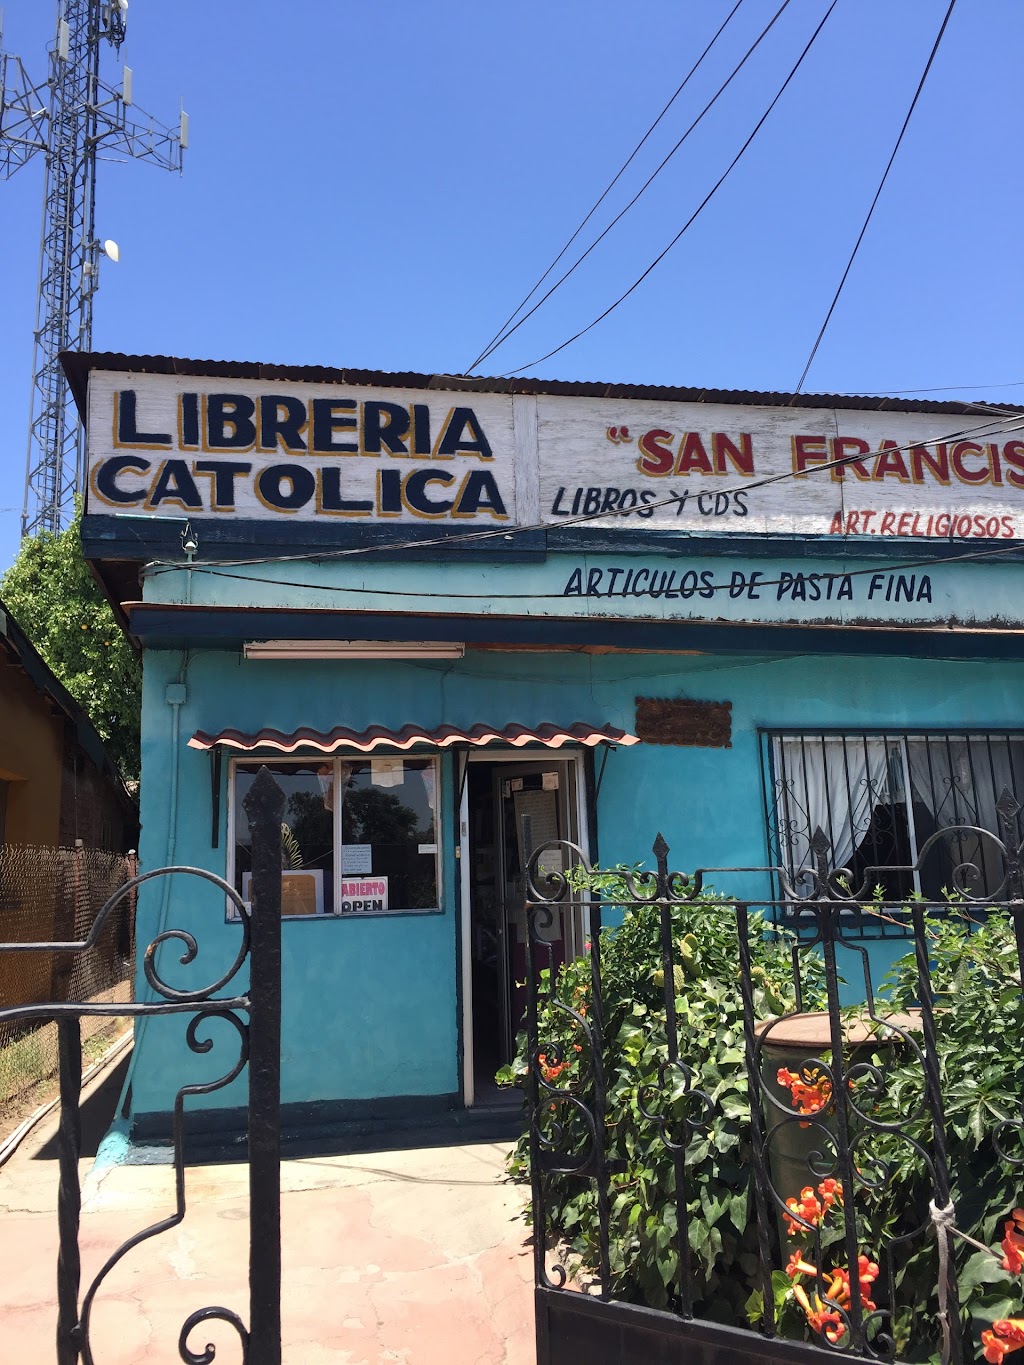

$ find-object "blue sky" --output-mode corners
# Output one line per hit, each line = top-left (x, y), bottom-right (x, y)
(0, 0), (1021, 570)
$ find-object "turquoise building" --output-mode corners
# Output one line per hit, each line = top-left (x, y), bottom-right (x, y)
(71, 351), (1024, 1142)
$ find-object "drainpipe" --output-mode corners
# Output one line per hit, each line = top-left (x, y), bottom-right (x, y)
(104, 528), (198, 1151)
(107, 662), (189, 1140)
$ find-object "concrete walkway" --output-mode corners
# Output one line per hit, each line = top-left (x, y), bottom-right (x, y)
(0, 1064), (535, 1363)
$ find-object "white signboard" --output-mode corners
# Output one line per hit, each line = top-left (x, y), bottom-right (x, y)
(340, 876), (389, 914)
(537, 395), (1024, 542)
(86, 371), (518, 526)
(85, 372), (1024, 542)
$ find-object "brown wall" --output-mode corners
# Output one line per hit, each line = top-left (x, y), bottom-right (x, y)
(58, 741), (136, 852)
(0, 658), (64, 847)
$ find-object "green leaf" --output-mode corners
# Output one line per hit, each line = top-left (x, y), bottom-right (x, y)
(970, 1105), (986, 1147)
(729, 1190), (749, 1233)
(957, 1249), (1012, 1296)
(972, 1293), (1022, 1327)
(771, 1270), (793, 1311)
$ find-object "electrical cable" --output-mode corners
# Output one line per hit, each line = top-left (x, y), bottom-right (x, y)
(141, 411), (1024, 573)
(147, 532), (1024, 605)
(466, 0), (756, 372)
(837, 381), (1024, 398)
(145, 411), (1024, 574)
(471, 0), (800, 373)
(467, 0), (748, 372)
(497, 0), (840, 379)
(793, 0), (959, 393)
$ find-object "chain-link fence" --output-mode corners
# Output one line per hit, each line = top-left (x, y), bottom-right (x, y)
(0, 842), (136, 1133)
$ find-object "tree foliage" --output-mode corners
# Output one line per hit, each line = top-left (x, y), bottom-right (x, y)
(1, 510), (140, 779)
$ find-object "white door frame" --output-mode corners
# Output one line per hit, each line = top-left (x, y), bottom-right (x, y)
(457, 748), (592, 1108)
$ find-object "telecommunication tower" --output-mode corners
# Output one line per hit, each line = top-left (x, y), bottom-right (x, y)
(0, 0), (186, 537)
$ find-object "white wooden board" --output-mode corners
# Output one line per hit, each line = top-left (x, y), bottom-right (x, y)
(85, 372), (1024, 541)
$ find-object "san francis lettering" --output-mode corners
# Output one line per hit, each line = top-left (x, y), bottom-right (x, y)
(629, 426), (1024, 488)
(563, 565), (933, 605)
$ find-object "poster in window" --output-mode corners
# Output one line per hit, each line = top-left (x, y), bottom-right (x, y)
(242, 869), (324, 917)
(341, 876), (390, 914)
(341, 843), (373, 874)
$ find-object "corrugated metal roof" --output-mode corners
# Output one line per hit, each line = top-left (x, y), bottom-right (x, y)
(188, 721), (639, 754)
(59, 351), (1022, 420)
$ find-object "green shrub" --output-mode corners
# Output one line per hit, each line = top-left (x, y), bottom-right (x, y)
(863, 911), (1024, 1358)
(500, 871), (1024, 1358)
(499, 867), (825, 1322)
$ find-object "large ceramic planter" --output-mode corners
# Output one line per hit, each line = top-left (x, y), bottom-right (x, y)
(754, 1010), (922, 1247)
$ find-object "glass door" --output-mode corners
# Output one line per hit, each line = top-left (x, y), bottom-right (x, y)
(493, 761), (578, 1066)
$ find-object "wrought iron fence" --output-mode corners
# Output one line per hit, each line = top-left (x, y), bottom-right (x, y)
(0, 768), (285, 1365)
(522, 792), (1024, 1365)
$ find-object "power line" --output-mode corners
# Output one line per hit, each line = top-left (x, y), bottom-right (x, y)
(793, 0), (959, 393)
(151, 534), (1024, 605)
(498, 0), (840, 379)
(838, 381), (1024, 398)
(471, 0), (800, 374)
(465, 0), (750, 373)
(142, 411), (1024, 573)
(146, 412), (1024, 569)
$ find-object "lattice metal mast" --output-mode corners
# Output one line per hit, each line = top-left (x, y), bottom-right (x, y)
(0, 0), (186, 537)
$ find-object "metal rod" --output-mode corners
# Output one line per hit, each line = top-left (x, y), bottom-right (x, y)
(525, 906), (549, 1303)
(587, 896), (612, 1296)
(816, 862), (866, 1352)
(654, 837), (694, 1316)
(56, 1016), (83, 1365)
(911, 901), (963, 1364)
(211, 745), (222, 848)
(242, 766), (284, 1365)
(736, 902), (777, 1339)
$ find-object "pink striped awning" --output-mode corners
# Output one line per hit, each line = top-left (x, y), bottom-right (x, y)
(188, 722), (639, 755)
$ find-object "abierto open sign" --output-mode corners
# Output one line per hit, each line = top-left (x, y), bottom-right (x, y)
(341, 876), (389, 914)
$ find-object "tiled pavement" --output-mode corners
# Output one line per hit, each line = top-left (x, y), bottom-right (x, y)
(0, 1066), (534, 1363)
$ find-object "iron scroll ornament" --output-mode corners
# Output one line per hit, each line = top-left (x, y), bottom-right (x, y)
(521, 817), (1024, 1363)
(0, 864), (251, 1010)
(524, 838), (609, 1292)
(77, 1007), (252, 1365)
(0, 767), (284, 1365)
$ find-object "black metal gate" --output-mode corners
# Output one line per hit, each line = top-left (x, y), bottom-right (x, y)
(0, 766), (286, 1365)
(523, 796), (1024, 1364)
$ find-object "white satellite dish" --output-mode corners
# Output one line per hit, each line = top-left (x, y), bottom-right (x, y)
(102, 239), (120, 263)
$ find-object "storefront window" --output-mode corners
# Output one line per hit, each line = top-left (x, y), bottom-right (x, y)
(338, 757), (438, 912)
(233, 762), (334, 917)
(230, 756), (439, 918)
(765, 730), (1024, 907)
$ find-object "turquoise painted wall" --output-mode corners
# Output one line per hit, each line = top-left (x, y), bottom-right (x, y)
(132, 649), (461, 1120)
(129, 637), (1024, 1122)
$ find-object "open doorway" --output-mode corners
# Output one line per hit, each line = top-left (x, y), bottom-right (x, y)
(464, 756), (583, 1103)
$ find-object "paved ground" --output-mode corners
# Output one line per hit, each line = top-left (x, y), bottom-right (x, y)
(0, 1057), (535, 1364)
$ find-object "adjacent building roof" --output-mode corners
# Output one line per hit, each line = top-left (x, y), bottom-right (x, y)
(0, 599), (132, 794)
